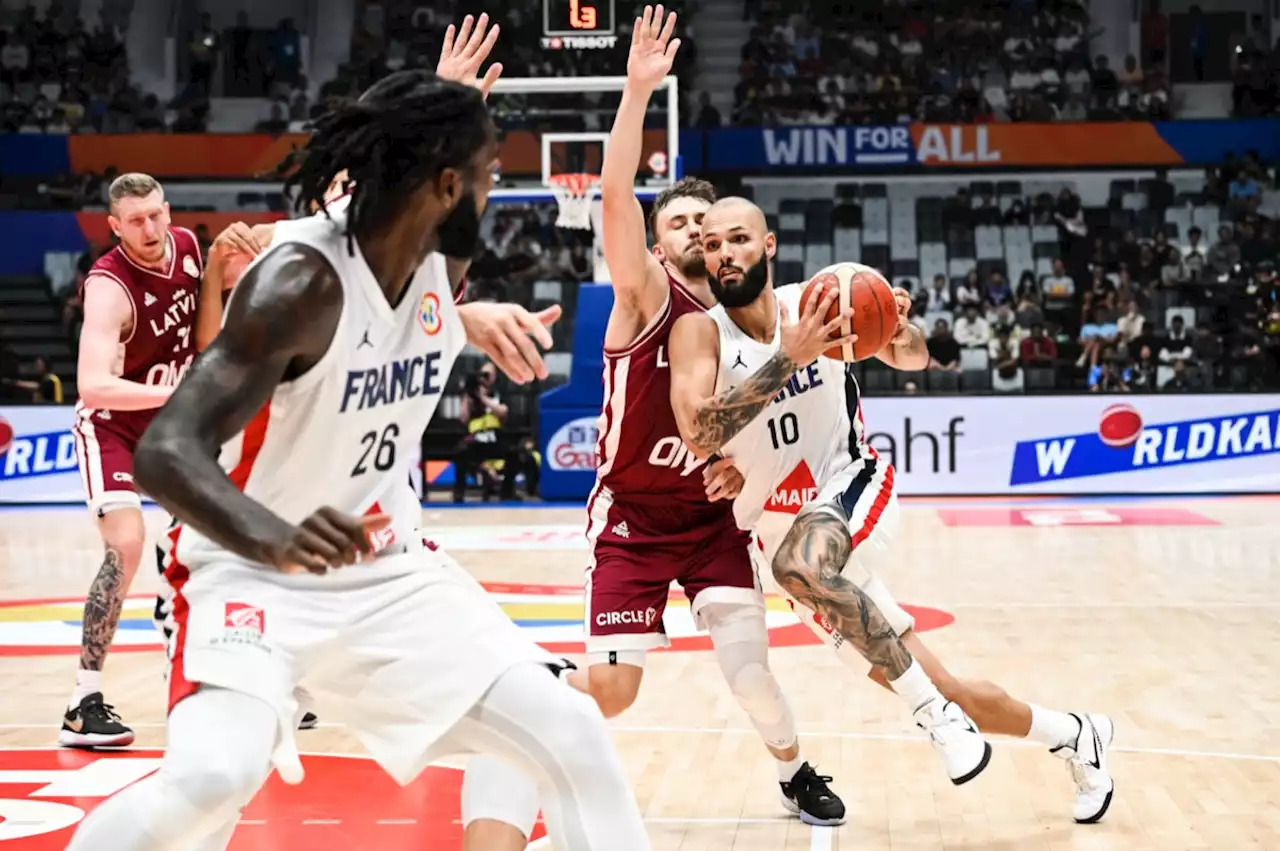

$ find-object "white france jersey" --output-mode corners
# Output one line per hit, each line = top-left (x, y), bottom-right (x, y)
(176, 206), (465, 571)
(709, 283), (871, 539)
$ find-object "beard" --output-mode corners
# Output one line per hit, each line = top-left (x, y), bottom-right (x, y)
(674, 245), (708, 279)
(436, 191), (481, 259)
(709, 254), (769, 308)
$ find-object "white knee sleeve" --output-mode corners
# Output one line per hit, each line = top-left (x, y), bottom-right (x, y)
(702, 602), (797, 750)
(461, 755), (541, 838)
(66, 688), (276, 851)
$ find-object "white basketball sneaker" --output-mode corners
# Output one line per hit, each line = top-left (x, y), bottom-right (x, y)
(913, 699), (993, 785)
(1051, 713), (1115, 824)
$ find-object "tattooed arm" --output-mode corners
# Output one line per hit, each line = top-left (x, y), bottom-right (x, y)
(669, 288), (851, 459)
(772, 506), (914, 679)
(669, 312), (798, 459)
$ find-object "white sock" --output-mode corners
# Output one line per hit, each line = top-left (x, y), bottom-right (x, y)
(775, 753), (804, 783)
(1027, 705), (1081, 750)
(888, 659), (942, 713)
(70, 669), (102, 708)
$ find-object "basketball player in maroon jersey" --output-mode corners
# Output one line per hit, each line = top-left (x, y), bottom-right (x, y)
(461, 8), (843, 846)
(62, 172), (261, 747)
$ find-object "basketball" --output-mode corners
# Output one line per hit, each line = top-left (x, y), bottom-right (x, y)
(799, 262), (900, 362)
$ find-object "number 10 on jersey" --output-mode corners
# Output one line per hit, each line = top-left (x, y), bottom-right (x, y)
(768, 412), (799, 450)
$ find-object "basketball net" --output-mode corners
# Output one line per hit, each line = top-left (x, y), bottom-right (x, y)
(548, 173), (600, 231)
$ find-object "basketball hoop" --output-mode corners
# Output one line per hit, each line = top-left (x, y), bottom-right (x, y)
(548, 173), (600, 231)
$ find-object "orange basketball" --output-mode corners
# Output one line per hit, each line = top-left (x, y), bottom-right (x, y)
(799, 262), (900, 361)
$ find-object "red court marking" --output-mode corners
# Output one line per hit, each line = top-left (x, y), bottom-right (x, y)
(936, 507), (1220, 527)
(0, 749), (543, 850)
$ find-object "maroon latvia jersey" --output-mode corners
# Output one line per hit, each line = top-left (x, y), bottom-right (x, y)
(77, 226), (203, 438)
(590, 274), (731, 513)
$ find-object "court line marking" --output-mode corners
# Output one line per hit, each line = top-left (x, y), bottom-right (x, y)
(812, 824), (835, 851)
(1, 723), (1275, 764)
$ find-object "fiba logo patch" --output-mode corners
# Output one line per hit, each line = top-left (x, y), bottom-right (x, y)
(418, 291), (443, 336)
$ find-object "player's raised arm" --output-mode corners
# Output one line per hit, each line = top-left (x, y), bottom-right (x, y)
(76, 276), (174, 411)
(875, 286), (929, 370)
(135, 244), (364, 569)
(668, 290), (853, 458)
(435, 12), (502, 298)
(601, 5), (680, 304)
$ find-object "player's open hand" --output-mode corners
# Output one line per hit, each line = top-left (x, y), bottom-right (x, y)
(458, 302), (562, 384)
(628, 5), (680, 92)
(703, 456), (743, 502)
(778, 287), (856, 367)
(210, 222), (263, 261)
(890, 286), (913, 345)
(271, 508), (391, 575)
(436, 14), (503, 100)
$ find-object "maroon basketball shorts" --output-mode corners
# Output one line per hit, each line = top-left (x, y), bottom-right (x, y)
(72, 405), (142, 516)
(584, 491), (763, 665)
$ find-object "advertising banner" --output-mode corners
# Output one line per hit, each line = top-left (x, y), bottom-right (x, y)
(535, 393), (1280, 502)
(0, 406), (93, 504)
(858, 394), (1280, 495)
(701, 119), (1280, 171)
(7, 394), (1278, 503)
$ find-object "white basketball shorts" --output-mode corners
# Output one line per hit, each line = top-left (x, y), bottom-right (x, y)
(167, 543), (554, 786)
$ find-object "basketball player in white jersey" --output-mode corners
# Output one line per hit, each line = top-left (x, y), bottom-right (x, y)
(668, 197), (1115, 824)
(66, 69), (650, 851)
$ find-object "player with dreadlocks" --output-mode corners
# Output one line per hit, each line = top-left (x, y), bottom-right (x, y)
(67, 58), (651, 851)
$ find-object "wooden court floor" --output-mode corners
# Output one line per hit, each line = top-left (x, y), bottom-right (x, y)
(0, 497), (1277, 850)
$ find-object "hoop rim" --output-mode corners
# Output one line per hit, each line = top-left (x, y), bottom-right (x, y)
(548, 172), (602, 198)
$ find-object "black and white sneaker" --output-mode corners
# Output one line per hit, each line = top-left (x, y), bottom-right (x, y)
(59, 693), (134, 749)
(298, 712), (319, 730)
(780, 762), (846, 826)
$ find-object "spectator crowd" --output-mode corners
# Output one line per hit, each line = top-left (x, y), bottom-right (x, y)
(909, 157), (1279, 393)
(730, 0), (1175, 127)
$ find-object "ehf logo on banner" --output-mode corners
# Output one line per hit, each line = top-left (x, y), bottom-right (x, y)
(1009, 403), (1280, 486)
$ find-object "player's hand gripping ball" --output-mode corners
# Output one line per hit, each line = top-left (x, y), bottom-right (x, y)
(799, 262), (899, 361)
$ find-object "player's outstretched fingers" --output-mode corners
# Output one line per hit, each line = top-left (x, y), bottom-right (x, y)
(488, 327), (534, 384)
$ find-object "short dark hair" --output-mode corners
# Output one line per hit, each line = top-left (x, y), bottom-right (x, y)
(286, 70), (492, 252)
(649, 176), (717, 234)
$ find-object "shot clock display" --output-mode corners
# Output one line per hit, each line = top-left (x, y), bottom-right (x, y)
(543, 0), (615, 38)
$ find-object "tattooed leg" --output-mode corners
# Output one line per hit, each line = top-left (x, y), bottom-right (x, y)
(79, 545), (126, 672)
(771, 506), (914, 680)
(772, 501), (995, 786)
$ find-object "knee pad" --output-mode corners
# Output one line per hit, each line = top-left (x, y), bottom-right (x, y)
(701, 602), (796, 750)
(462, 755), (541, 837)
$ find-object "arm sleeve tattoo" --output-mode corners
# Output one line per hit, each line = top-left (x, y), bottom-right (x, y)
(771, 507), (914, 680)
(690, 349), (797, 454)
